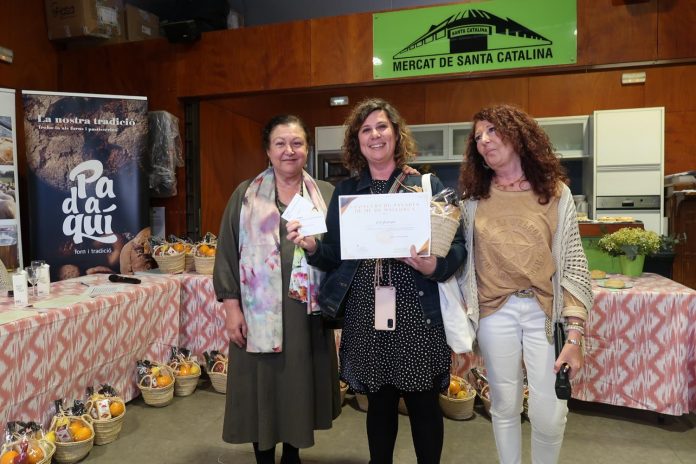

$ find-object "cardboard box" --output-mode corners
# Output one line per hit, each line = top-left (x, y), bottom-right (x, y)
(45, 0), (120, 40)
(125, 4), (159, 41)
(103, 6), (126, 44)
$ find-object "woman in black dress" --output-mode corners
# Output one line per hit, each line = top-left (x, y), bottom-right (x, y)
(287, 98), (466, 464)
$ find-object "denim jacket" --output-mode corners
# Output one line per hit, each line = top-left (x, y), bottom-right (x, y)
(307, 168), (467, 327)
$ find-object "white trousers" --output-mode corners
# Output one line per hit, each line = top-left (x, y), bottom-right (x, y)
(477, 295), (568, 464)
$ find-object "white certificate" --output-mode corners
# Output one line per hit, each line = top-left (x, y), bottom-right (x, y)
(339, 192), (431, 259)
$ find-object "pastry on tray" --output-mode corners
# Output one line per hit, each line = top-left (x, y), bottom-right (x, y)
(590, 270), (607, 279)
(604, 278), (626, 289)
(598, 216), (635, 223)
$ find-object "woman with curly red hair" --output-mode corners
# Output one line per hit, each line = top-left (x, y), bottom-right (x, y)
(458, 104), (593, 464)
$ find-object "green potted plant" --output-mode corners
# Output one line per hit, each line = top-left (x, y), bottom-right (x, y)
(597, 227), (661, 277)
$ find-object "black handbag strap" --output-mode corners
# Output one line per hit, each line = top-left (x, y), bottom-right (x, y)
(554, 322), (566, 358)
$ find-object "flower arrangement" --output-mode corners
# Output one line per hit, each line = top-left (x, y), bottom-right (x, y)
(597, 227), (661, 260)
(656, 233), (687, 254)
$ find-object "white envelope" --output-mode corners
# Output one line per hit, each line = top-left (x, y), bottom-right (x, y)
(281, 194), (328, 236)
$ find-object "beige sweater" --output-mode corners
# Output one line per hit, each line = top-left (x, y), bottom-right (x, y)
(459, 183), (593, 340)
(474, 188), (559, 319)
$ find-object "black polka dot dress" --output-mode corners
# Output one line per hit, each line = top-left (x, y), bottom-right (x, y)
(339, 180), (451, 394)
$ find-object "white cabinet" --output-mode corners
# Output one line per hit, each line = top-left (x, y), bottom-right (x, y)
(315, 125), (345, 152)
(537, 115), (590, 159)
(411, 124), (450, 161)
(317, 116), (588, 163)
(595, 168), (662, 196)
(412, 123), (470, 162)
(414, 117), (589, 161)
(594, 107), (664, 167)
(592, 107), (665, 234)
(450, 123), (472, 162)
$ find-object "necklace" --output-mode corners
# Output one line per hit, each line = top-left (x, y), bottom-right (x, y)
(493, 174), (527, 191)
(275, 181), (303, 209)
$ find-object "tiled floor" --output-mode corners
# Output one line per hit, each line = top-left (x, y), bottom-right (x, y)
(80, 381), (696, 463)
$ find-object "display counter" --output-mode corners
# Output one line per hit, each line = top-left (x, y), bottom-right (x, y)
(0, 274), (179, 427)
(572, 272), (696, 416)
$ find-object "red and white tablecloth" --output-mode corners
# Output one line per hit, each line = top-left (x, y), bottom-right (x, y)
(0, 274), (180, 428)
(177, 273), (695, 416)
(2, 271), (693, 430)
(176, 273), (228, 361)
(572, 272), (696, 416)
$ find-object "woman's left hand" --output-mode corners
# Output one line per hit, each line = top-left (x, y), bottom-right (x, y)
(554, 342), (584, 380)
(399, 245), (437, 276)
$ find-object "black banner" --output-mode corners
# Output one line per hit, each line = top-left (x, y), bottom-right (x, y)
(22, 91), (150, 281)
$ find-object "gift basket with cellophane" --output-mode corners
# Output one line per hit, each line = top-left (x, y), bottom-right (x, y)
(1, 420), (55, 464)
(203, 350), (228, 394)
(429, 188), (461, 258)
(84, 384), (125, 445)
(168, 347), (202, 397)
(136, 359), (175, 407)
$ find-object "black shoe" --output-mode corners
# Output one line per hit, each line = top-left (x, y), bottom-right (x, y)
(253, 443), (275, 464)
(280, 443), (301, 464)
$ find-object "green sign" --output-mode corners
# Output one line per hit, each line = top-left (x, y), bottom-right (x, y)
(373, 0), (577, 79)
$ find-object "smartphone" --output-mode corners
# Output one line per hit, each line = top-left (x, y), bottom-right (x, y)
(555, 363), (571, 400)
(374, 286), (396, 331)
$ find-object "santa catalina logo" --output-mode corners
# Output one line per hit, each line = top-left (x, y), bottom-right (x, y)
(392, 9), (554, 72)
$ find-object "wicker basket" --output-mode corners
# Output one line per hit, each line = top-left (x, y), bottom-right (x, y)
(174, 371), (201, 397)
(439, 390), (476, 421)
(207, 360), (228, 394)
(522, 387), (529, 419)
(398, 397), (408, 415)
(339, 381), (349, 405)
(479, 385), (492, 416)
(38, 439), (56, 464)
(88, 398), (126, 445)
(355, 393), (369, 412)
(430, 209), (460, 258)
(138, 365), (176, 407)
(1, 438), (55, 464)
(440, 374), (476, 420)
(50, 415), (95, 464)
(153, 253), (185, 274)
(194, 255), (215, 275)
(184, 253), (195, 272)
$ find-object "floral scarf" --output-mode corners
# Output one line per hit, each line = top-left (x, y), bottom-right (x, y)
(239, 167), (327, 353)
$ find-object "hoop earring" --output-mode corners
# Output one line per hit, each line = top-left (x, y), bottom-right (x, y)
(482, 161), (491, 170)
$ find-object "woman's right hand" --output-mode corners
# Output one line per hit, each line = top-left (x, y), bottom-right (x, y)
(224, 299), (247, 348)
(286, 220), (317, 254)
